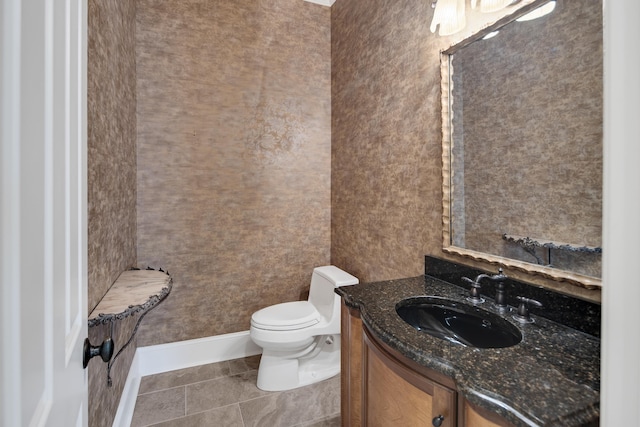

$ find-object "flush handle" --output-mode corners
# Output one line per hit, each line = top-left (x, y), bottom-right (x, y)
(83, 337), (114, 368)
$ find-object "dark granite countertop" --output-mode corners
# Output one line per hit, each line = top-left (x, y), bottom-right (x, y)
(336, 274), (600, 427)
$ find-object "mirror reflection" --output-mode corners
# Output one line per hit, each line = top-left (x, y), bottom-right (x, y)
(443, 0), (603, 284)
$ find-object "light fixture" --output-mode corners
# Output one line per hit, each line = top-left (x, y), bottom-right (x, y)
(471, 0), (513, 13)
(430, 0), (466, 36)
(516, 1), (556, 22)
(429, 0), (550, 37)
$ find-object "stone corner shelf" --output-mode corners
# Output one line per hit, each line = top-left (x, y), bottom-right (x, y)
(88, 268), (173, 328)
(87, 268), (172, 386)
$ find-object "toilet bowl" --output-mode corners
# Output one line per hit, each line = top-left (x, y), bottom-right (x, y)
(249, 265), (359, 391)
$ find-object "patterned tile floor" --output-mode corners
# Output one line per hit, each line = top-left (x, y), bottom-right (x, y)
(130, 355), (341, 427)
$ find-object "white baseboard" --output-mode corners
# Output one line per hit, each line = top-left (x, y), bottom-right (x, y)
(111, 351), (141, 427)
(112, 331), (261, 427)
(303, 0), (336, 6)
(136, 330), (262, 377)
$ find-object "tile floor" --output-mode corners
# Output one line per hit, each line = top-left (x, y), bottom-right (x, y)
(130, 355), (341, 427)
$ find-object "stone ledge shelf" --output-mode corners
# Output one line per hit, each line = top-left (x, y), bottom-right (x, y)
(88, 268), (172, 327)
(88, 268), (172, 386)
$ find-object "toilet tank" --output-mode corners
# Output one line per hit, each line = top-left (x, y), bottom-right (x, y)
(309, 266), (359, 321)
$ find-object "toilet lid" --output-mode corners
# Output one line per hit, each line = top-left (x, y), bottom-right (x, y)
(251, 301), (320, 331)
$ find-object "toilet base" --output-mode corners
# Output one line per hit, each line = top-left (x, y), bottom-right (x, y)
(256, 334), (340, 391)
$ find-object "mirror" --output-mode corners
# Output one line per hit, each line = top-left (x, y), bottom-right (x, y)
(441, 0), (603, 289)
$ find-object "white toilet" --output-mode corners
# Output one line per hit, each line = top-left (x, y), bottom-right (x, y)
(249, 265), (359, 391)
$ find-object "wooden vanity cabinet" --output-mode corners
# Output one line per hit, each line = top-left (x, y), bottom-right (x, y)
(341, 302), (513, 427)
(363, 327), (457, 426)
(341, 303), (364, 426)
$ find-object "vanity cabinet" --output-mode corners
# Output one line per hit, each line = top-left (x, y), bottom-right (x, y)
(341, 302), (513, 427)
(363, 326), (456, 426)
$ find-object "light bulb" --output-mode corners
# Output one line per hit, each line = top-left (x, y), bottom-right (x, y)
(430, 0), (466, 36)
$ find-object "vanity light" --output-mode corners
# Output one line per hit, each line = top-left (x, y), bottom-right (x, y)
(430, 0), (466, 36)
(471, 0), (512, 13)
(516, 0), (556, 21)
(430, 0), (521, 37)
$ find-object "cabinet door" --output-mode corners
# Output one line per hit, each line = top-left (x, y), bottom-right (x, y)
(464, 400), (514, 427)
(363, 330), (456, 427)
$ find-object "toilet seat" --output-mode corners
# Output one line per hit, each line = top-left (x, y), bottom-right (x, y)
(251, 301), (320, 331)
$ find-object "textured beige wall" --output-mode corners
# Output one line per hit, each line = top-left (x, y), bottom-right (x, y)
(87, 0), (137, 312)
(135, 0), (332, 346)
(455, 0), (602, 277)
(331, 0), (452, 283)
(87, 1), (137, 426)
(87, 314), (140, 427)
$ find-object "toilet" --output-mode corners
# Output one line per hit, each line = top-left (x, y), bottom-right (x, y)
(249, 265), (359, 391)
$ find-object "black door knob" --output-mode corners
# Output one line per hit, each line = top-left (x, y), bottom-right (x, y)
(432, 415), (445, 426)
(83, 337), (114, 368)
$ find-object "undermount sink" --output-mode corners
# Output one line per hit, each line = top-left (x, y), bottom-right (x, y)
(396, 296), (522, 348)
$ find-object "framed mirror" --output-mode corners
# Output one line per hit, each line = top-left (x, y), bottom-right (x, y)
(440, 0), (603, 289)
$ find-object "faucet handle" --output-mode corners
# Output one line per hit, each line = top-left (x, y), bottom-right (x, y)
(462, 277), (484, 304)
(513, 296), (543, 323)
(462, 276), (482, 290)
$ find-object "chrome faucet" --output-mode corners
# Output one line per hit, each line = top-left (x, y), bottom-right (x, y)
(461, 268), (507, 304)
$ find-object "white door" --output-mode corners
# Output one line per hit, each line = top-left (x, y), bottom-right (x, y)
(1, 1), (88, 426)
